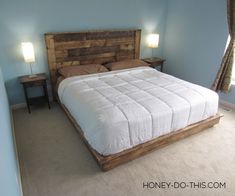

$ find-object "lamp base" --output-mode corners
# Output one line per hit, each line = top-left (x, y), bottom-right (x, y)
(28, 74), (38, 78)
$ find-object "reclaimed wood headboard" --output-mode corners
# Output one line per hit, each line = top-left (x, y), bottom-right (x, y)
(44, 29), (141, 99)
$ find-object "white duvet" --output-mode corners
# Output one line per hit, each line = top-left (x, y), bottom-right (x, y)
(58, 67), (218, 155)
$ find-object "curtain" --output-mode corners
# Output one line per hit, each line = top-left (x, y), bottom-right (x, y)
(212, 0), (235, 92)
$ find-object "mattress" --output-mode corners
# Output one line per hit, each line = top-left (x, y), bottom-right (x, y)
(58, 67), (218, 156)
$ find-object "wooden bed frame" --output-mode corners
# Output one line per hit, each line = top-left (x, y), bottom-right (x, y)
(45, 29), (222, 171)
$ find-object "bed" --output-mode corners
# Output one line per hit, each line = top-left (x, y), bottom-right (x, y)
(45, 29), (222, 171)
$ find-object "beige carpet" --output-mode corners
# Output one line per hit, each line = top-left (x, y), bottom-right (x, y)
(13, 103), (235, 196)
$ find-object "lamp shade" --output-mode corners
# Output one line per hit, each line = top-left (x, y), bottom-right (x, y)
(21, 42), (35, 63)
(147, 34), (159, 48)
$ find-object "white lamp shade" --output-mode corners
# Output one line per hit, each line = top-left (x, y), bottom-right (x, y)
(147, 34), (159, 48)
(21, 42), (35, 63)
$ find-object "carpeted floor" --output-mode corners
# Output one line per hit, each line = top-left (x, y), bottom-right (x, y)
(13, 103), (235, 196)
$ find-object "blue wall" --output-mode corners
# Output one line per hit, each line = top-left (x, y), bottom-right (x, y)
(1, 0), (234, 105)
(0, 67), (22, 196)
(163, 0), (235, 104)
(0, 0), (168, 105)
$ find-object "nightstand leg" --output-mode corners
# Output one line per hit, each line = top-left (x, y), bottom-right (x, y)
(23, 86), (31, 113)
(43, 84), (51, 109)
(161, 64), (163, 72)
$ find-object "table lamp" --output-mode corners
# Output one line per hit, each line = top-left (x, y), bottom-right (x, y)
(147, 34), (159, 59)
(21, 42), (37, 78)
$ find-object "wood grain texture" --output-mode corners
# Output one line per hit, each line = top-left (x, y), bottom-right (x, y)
(60, 102), (222, 171)
(45, 29), (141, 99)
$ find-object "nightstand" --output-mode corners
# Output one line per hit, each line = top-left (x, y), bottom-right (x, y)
(142, 57), (166, 72)
(19, 73), (51, 113)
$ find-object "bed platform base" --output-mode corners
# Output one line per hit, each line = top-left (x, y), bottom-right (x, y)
(60, 103), (222, 171)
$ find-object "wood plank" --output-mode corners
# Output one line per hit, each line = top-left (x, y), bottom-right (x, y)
(55, 40), (92, 50)
(45, 35), (57, 100)
(80, 57), (116, 65)
(57, 61), (80, 68)
(67, 45), (120, 57)
(120, 44), (134, 50)
(54, 31), (135, 42)
(116, 54), (135, 61)
(54, 33), (87, 42)
(106, 38), (134, 46)
(117, 50), (134, 56)
(134, 30), (141, 58)
(55, 40), (108, 50)
(55, 50), (68, 58)
(61, 52), (116, 62)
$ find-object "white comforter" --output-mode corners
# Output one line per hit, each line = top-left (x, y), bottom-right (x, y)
(58, 67), (218, 155)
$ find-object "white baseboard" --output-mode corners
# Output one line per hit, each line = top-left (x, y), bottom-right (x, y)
(11, 103), (27, 110)
(219, 100), (235, 110)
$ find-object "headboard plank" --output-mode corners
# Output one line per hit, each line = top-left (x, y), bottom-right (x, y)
(45, 35), (57, 98)
(134, 30), (141, 58)
(45, 29), (141, 100)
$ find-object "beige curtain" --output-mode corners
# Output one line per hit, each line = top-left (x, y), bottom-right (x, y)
(212, 0), (235, 92)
